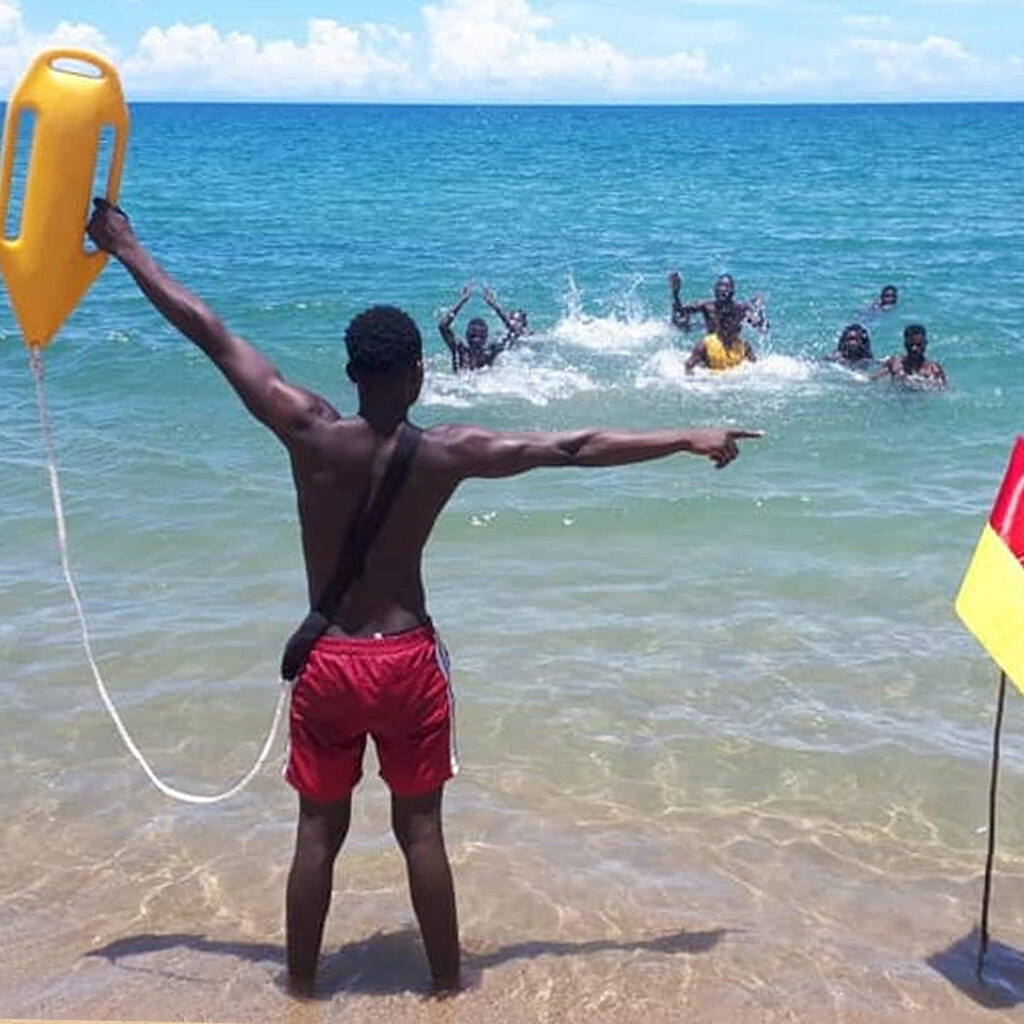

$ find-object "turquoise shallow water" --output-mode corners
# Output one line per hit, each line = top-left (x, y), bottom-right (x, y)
(3, 103), (1024, 1020)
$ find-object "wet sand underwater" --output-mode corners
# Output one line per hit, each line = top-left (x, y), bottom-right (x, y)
(6, 604), (1024, 1024)
(5, 773), (1024, 1024)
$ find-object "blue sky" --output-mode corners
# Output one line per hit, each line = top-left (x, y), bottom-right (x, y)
(8, 0), (1024, 102)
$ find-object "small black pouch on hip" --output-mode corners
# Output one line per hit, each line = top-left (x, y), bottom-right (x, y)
(280, 609), (330, 682)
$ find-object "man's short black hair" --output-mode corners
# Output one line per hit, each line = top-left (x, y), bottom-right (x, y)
(345, 305), (423, 375)
(904, 323), (926, 340)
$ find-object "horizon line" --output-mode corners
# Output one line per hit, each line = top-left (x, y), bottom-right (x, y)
(101, 97), (1024, 108)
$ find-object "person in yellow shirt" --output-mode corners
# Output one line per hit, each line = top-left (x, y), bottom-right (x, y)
(684, 307), (756, 374)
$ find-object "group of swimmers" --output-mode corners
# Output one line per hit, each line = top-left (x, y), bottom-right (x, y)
(439, 274), (947, 388)
(679, 274), (947, 387)
(827, 286), (947, 387)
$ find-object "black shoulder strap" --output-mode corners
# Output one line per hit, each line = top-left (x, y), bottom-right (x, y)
(312, 422), (422, 619)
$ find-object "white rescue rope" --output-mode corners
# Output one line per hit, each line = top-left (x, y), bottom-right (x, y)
(29, 345), (289, 804)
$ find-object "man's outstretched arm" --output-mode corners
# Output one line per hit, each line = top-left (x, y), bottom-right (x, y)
(86, 199), (329, 441)
(436, 424), (762, 480)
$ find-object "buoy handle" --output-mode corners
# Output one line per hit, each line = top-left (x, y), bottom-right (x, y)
(0, 93), (19, 237)
(44, 48), (119, 82)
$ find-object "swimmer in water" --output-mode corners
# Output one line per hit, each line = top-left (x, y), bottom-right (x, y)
(684, 305), (756, 374)
(858, 284), (898, 321)
(873, 284), (898, 310)
(438, 284), (505, 373)
(669, 271), (767, 336)
(828, 323), (874, 366)
(871, 324), (947, 389)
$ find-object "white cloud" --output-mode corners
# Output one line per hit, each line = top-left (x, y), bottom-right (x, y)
(756, 63), (826, 93)
(422, 0), (728, 97)
(121, 19), (416, 98)
(841, 14), (891, 31)
(847, 33), (972, 86)
(0, 1), (117, 90)
(0, 0), (1020, 102)
(850, 35), (970, 62)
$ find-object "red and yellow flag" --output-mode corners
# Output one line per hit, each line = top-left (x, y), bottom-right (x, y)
(956, 437), (1024, 693)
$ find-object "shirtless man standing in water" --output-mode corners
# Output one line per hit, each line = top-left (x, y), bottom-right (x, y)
(87, 197), (760, 998)
(668, 271), (767, 335)
(872, 324), (947, 389)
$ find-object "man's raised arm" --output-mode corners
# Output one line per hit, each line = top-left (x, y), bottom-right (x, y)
(86, 199), (327, 442)
(483, 287), (514, 333)
(434, 424), (761, 480)
(668, 272), (691, 331)
(744, 296), (769, 332)
(438, 283), (472, 373)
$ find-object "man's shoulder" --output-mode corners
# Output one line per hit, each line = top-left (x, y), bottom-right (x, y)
(423, 422), (489, 445)
(296, 411), (365, 442)
(413, 423), (503, 476)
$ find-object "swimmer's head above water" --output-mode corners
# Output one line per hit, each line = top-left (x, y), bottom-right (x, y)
(465, 317), (489, 352)
(837, 323), (872, 361)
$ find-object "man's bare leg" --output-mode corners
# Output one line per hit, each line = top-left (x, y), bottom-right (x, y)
(391, 786), (460, 994)
(286, 794), (352, 996)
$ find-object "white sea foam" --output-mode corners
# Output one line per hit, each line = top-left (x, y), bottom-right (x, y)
(550, 311), (669, 354)
(636, 347), (814, 393)
(549, 272), (670, 354)
(421, 346), (598, 408)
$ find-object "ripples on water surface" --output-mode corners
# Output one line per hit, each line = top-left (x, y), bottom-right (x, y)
(3, 103), (1024, 1020)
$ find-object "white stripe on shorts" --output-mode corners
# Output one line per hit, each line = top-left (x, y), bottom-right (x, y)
(433, 635), (459, 778)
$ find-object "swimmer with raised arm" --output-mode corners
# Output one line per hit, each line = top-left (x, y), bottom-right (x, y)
(438, 284), (504, 372)
(669, 271), (767, 336)
(483, 286), (529, 349)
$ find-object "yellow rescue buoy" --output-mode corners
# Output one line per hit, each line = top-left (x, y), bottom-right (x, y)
(0, 48), (129, 348)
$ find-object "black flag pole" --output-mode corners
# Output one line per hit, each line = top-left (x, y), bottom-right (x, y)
(978, 669), (1009, 981)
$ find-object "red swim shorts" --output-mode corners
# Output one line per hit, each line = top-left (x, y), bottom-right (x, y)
(285, 624), (458, 801)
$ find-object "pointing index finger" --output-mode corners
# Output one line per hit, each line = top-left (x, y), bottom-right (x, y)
(728, 429), (764, 440)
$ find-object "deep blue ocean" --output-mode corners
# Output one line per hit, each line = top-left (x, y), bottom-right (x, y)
(3, 103), (1024, 1020)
